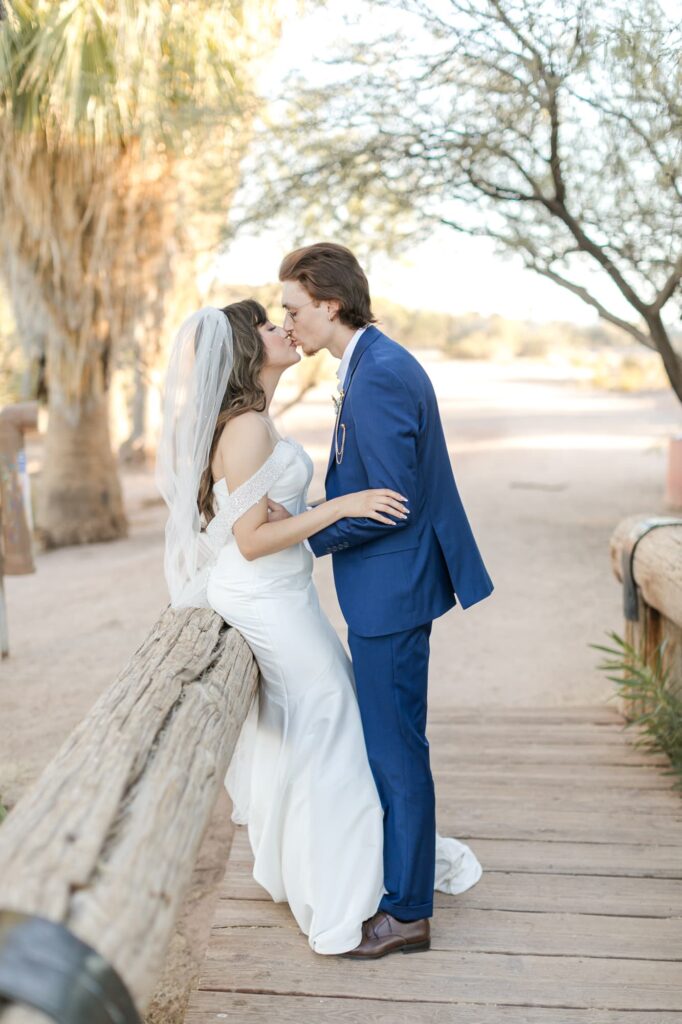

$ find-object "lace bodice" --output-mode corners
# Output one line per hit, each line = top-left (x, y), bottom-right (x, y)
(206, 438), (308, 544)
(208, 435), (312, 537)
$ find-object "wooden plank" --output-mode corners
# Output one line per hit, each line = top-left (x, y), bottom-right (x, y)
(436, 836), (682, 878)
(186, 991), (682, 1024)
(219, 865), (682, 917)
(428, 724), (632, 744)
(437, 871), (682, 917)
(432, 782), (682, 814)
(226, 825), (682, 879)
(429, 705), (624, 724)
(431, 762), (675, 788)
(433, 806), (682, 846)
(429, 715), (627, 728)
(198, 931), (682, 1010)
(187, 698), (682, 1022)
(430, 744), (670, 765)
(210, 899), (682, 960)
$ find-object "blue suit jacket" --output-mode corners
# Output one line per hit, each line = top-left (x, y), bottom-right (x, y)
(308, 327), (494, 637)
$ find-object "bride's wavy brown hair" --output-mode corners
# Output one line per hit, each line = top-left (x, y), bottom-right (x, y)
(197, 298), (268, 525)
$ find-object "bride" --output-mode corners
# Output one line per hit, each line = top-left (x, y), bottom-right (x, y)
(156, 299), (482, 956)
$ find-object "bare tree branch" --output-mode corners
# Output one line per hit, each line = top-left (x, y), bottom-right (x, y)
(528, 264), (654, 348)
(242, 0), (682, 399)
(652, 254), (682, 313)
(542, 197), (651, 316)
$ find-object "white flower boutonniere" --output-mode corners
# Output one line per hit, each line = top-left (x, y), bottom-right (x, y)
(332, 389), (344, 416)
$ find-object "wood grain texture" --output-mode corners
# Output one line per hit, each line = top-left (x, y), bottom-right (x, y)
(198, 931), (682, 1011)
(0, 607), (258, 1022)
(220, 858), (682, 916)
(186, 991), (682, 1024)
(186, 704), (682, 1023)
(429, 706), (624, 723)
(210, 898), (682, 960)
(610, 516), (682, 627)
(225, 824), (682, 879)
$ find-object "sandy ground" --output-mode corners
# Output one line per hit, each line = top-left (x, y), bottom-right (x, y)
(0, 355), (679, 1018)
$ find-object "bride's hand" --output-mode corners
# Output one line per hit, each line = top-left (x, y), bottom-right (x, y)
(267, 499), (291, 522)
(334, 489), (410, 525)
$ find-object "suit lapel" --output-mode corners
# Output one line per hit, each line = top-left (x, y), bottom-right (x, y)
(325, 326), (382, 481)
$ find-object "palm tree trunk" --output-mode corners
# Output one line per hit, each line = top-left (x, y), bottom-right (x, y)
(37, 393), (127, 548)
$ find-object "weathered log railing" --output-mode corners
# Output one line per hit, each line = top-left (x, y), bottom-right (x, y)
(0, 607), (258, 1023)
(610, 515), (682, 711)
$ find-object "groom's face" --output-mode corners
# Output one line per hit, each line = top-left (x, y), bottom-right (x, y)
(281, 280), (336, 356)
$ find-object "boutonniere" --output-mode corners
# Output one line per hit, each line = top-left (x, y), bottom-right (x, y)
(331, 388), (344, 416)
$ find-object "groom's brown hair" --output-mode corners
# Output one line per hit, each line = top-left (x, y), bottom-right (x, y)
(279, 242), (377, 329)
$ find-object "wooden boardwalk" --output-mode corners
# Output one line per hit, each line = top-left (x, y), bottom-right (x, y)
(184, 705), (682, 1023)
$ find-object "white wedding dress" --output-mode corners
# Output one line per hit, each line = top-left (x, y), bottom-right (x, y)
(205, 429), (482, 955)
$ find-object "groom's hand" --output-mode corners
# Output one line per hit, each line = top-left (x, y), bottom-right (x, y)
(267, 499), (292, 522)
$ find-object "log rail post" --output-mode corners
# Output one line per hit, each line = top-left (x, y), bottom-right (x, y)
(610, 515), (682, 712)
(0, 607), (258, 1023)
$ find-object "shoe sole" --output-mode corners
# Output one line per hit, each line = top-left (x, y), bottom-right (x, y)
(341, 939), (431, 960)
(402, 939), (431, 954)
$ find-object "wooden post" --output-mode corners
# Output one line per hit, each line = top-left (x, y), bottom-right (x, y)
(0, 401), (39, 659)
(610, 516), (682, 713)
(0, 606), (259, 1022)
(0, 574), (8, 660)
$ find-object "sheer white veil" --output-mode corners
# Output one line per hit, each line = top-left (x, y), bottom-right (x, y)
(155, 306), (234, 608)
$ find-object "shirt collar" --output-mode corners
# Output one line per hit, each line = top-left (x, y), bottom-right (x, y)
(336, 326), (367, 390)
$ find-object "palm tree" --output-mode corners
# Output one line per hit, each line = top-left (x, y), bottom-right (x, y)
(0, 0), (279, 546)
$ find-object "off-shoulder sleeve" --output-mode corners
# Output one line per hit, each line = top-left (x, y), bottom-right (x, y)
(204, 441), (297, 550)
(174, 441), (297, 609)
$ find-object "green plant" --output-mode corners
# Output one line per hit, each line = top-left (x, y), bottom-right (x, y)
(592, 631), (682, 792)
(0, 799), (7, 824)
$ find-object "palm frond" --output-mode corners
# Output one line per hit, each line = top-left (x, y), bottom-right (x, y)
(1, 0), (278, 150)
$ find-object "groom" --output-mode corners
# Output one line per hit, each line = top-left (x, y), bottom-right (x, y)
(279, 243), (493, 958)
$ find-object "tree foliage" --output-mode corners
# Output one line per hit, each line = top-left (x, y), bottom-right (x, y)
(0, 0), (280, 545)
(0, 0), (278, 414)
(245, 0), (682, 398)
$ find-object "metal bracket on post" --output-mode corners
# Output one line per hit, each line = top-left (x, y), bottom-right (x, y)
(621, 517), (682, 622)
(0, 911), (142, 1024)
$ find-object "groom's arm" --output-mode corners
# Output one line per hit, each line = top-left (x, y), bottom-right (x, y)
(308, 368), (418, 556)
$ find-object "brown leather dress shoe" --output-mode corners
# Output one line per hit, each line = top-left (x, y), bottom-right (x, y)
(341, 911), (430, 959)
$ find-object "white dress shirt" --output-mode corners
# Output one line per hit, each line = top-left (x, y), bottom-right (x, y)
(304, 326), (368, 518)
(336, 326), (367, 393)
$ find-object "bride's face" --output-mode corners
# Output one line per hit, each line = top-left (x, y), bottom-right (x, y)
(258, 318), (301, 370)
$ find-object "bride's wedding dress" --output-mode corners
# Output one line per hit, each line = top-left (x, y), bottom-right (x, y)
(205, 429), (482, 955)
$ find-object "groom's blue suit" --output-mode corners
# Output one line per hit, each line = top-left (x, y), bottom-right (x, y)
(308, 325), (493, 921)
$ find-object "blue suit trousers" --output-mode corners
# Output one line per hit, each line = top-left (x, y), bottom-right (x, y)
(347, 621), (436, 921)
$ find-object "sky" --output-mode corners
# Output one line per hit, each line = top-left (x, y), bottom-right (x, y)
(215, 1), (673, 327)
(216, 225), (600, 324)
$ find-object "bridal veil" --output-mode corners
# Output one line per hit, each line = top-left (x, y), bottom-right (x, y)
(155, 307), (234, 608)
